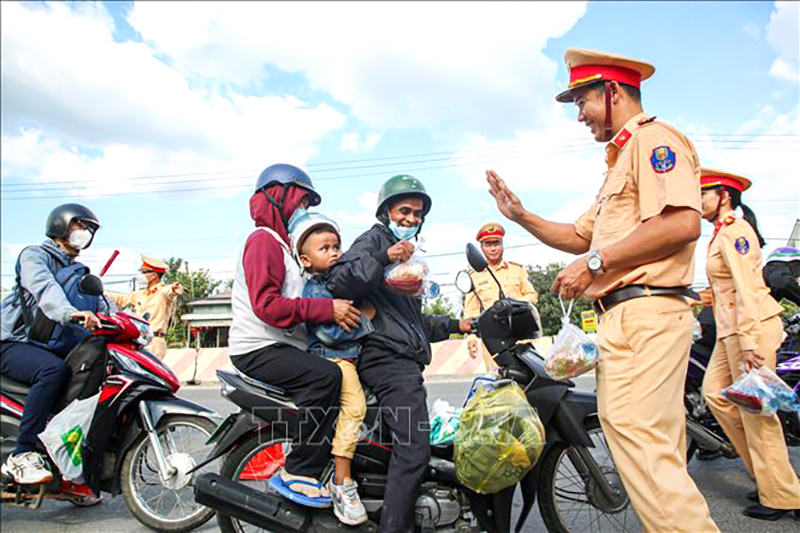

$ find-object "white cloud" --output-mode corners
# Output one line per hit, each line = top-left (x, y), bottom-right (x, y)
(128, 1), (588, 136)
(341, 133), (382, 153)
(765, 2), (799, 83)
(0, 2), (346, 194)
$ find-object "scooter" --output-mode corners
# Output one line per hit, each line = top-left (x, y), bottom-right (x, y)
(193, 244), (638, 532)
(1, 273), (221, 533)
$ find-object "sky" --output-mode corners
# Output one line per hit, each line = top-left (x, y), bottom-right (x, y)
(2, 1), (798, 307)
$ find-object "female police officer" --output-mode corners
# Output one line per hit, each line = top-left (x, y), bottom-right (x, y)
(699, 168), (800, 521)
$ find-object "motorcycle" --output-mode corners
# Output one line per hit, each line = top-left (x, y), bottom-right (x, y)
(193, 243), (639, 532)
(1, 273), (222, 532)
(684, 309), (800, 463)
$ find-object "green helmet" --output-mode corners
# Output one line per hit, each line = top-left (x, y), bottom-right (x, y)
(375, 174), (432, 218)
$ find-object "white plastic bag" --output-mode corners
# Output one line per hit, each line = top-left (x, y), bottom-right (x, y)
(38, 392), (100, 482)
(544, 298), (599, 380)
(722, 366), (800, 416)
(385, 249), (438, 298)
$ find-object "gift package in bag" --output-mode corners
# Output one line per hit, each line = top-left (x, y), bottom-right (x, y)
(544, 298), (600, 380)
(454, 383), (545, 494)
(722, 366), (800, 416)
(429, 399), (461, 445)
(38, 392), (101, 482)
(384, 250), (439, 298)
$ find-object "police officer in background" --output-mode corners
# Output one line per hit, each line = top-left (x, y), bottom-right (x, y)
(106, 255), (183, 359)
(463, 222), (538, 369)
(487, 49), (718, 531)
(699, 168), (800, 521)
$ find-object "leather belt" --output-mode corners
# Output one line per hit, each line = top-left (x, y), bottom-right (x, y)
(153, 332), (166, 338)
(593, 285), (700, 315)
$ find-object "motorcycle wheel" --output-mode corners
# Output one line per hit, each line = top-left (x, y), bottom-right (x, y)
(121, 414), (218, 532)
(217, 432), (293, 533)
(537, 416), (641, 532)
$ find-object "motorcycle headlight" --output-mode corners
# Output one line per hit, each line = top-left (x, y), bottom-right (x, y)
(130, 317), (154, 347)
(109, 349), (170, 389)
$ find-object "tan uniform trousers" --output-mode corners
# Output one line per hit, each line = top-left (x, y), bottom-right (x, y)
(702, 315), (800, 509)
(146, 336), (167, 359)
(330, 359), (367, 460)
(597, 296), (718, 533)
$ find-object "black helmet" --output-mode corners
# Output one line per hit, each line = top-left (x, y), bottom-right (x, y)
(255, 164), (321, 206)
(46, 203), (101, 239)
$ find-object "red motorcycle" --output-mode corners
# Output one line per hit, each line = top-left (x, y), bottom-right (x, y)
(1, 274), (221, 532)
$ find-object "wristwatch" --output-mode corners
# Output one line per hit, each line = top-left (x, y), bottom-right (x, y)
(587, 250), (605, 274)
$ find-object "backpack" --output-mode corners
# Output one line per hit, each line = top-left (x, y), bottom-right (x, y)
(56, 336), (108, 412)
(15, 247), (100, 356)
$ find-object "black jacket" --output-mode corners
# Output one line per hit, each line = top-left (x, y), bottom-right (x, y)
(325, 224), (459, 366)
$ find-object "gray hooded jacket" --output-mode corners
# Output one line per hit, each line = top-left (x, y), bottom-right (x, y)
(1, 239), (112, 343)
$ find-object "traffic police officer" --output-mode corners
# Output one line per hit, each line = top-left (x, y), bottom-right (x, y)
(106, 255), (183, 358)
(463, 222), (538, 369)
(486, 49), (718, 531)
(699, 168), (800, 521)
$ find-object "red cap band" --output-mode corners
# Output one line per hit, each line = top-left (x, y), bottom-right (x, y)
(701, 176), (746, 192)
(569, 64), (642, 89)
(141, 262), (166, 274)
(478, 230), (504, 242)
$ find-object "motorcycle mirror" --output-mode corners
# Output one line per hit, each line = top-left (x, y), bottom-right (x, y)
(79, 274), (104, 296)
(455, 271), (474, 294)
(466, 243), (488, 272)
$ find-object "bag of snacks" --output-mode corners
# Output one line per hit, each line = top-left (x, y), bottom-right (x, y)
(454, 382), (545, 494)
(385, 251), (436, 297)
(722, 366), (800, 416)
(544, 298), (599, 380)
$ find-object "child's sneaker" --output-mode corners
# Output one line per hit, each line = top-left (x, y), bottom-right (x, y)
(328, 478), (367, 526)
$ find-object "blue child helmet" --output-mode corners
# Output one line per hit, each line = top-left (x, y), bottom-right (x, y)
(767, 246), (800, 264)
(255, 164), (321, 207)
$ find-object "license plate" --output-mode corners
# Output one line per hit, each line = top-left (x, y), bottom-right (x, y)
(206, 413), (236, 444)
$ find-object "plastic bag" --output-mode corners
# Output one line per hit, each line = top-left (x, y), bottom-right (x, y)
(454, 383), (545, 494)
(38, 393), (100, 482)
(544, 298), (600, 380)
(429, 399), (461, 445)
(384, 250), (438, 297)
(722, 366), (800, 416)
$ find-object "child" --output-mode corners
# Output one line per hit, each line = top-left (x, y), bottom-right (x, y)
(289, 212), (372, 526)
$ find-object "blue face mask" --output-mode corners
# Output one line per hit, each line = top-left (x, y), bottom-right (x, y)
(287, 207), (308, 233)
(389, 221), (419, 240)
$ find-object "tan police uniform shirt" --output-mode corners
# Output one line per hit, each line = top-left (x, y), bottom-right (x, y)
(106, 282), (179, 334)
(706, 213), (784, 352)
(573, 112), (702, 300)
(463, 261), (538, 319)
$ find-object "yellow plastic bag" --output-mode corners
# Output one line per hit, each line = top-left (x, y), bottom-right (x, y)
(454, 383), (545, 494)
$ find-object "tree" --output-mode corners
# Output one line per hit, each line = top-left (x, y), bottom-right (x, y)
(164, 257), (222, 347)
(527, 263), (593, 336)
(423, 294), (456, 318)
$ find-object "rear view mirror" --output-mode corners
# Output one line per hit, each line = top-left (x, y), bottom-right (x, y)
(455, 271), (474, 294)
(466, 243), (489, 273)
(79, 274), (104, 296)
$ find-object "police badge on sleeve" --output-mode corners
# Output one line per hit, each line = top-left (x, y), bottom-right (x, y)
(735, 236), (750, 255)
(650, 146), (676, 173)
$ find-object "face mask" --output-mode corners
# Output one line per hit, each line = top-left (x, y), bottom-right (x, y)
(137, 273), (151, 288)
(68, 229), (93, 250)
(287, 207), (308, 234)
(389, 221), (419, 241)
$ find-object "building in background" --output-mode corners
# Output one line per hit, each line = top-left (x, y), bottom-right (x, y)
(180, 291), (232, 348)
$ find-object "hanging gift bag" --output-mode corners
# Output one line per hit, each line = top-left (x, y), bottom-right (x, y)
(38, 392), (100, 482)
(544, 297), (600, 380)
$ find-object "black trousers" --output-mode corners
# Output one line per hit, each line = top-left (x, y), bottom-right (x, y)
(360, 353), (430, 533)
(232, 343), (342, 479)
(0, 341), (70, 455)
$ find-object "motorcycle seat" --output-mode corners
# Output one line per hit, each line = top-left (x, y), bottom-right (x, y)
(0, 375), (30, 397)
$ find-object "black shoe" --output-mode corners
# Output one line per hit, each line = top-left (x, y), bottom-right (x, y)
(746, 491), (759, 503)
(742, 503), (800, 521)
(697, 448), (723, 461)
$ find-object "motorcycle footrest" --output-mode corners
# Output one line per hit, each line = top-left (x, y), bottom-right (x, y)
(194, 473), (310, 532)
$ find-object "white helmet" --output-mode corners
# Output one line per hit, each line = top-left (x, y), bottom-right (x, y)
(289, 212), (341, 262)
